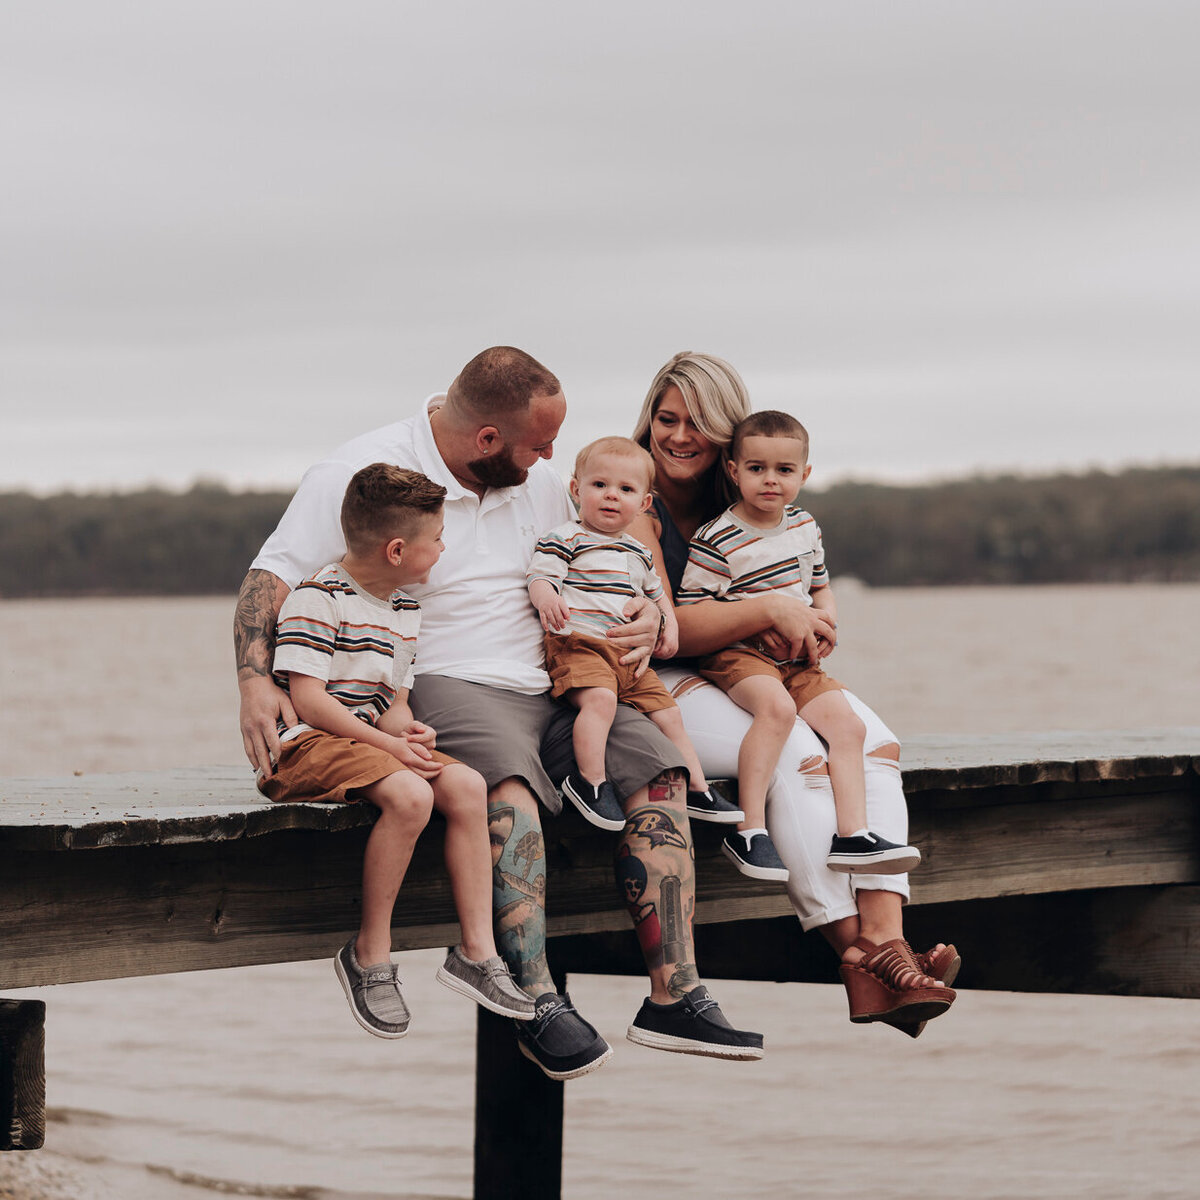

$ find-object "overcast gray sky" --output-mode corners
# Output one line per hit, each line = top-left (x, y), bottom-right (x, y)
(4, 1), (1198, 493)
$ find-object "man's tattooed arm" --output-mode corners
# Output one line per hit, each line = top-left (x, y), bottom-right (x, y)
(234, 569), (290, 680)
(235, 569), (294, 774)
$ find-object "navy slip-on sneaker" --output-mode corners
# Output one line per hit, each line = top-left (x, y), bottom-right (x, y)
(626, 985), (764, 1060)
(514, 991), (613, 1080)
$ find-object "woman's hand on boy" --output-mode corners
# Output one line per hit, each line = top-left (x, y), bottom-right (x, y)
(765, 596), (837, 664)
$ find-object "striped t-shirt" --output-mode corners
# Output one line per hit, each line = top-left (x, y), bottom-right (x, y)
(678, 504), (828, 662)
(527, 520), (664, 639)
(271, 562), (421, 736)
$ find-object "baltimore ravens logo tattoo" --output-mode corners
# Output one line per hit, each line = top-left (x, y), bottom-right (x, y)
(627, 807), (687, 849)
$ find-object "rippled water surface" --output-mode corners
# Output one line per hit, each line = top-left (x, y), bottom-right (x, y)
(2, 586), (1198, 1199)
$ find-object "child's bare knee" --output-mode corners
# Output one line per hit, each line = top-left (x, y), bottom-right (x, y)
(759, 689), (799, 731)
(652, 706), (684, 735)
(824, 711), (867, 752)
(435, 764), (488, 820)
(577, 687), (618, 717)
(374, 773), (434, 825)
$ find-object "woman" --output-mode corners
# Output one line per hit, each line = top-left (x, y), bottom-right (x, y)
(627, 350), (957, 1036)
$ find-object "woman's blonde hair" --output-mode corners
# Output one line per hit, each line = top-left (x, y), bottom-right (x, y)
(633, 351), (753, 510)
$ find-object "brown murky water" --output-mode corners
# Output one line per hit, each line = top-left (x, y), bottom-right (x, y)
(2, 586), (1198, 1199)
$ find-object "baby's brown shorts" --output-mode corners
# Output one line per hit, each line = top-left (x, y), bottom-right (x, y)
(545, 631), (677, 715)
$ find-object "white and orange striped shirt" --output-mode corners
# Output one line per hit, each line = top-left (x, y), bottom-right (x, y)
(271, 562), (421, 736)
(527, 520), (664, 639)
(679, 505), (828, 662)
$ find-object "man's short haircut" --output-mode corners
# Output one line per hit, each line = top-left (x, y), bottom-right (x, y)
(340, 463), (446, 553)
(731, 410), (810, 461)
(447, 346), (562, 420)
(573, 436), (655, 491)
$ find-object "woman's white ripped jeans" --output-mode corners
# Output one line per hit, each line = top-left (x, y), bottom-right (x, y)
(657, 666), (910, 932)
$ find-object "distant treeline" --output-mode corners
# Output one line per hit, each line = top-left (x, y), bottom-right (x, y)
(3, 465), (1199, 598)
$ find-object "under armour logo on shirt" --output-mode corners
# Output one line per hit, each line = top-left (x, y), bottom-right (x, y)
(520, 524), (537, 537)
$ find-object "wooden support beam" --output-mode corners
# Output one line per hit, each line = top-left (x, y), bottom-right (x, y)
(4, 767), (1196, 990)
(0, 829), (463, 989)
(549, 884), (1200, 1000)
(0, 1000), (45, 1151)
(1, 735), (1197, 997)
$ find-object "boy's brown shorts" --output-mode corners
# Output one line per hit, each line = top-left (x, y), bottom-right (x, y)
(545, 631), (677, 715)
(699, 645), (844, 713)
(257, 727), (460, 805)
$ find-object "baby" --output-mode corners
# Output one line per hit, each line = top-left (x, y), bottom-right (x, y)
(527, 436), (742, 831)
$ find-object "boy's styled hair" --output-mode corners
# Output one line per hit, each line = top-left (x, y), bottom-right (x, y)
(731, 410), (810, 461)
(340, 463), (446, 553)
(447, 346), (561, 419)
(573, 436), (655, 491)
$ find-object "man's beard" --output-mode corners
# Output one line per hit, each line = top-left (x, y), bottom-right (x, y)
(466, 444), (528, 489)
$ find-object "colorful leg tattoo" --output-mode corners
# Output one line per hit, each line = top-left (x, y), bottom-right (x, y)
(489, 799), (553, 995)
(617, 769), (700, 998)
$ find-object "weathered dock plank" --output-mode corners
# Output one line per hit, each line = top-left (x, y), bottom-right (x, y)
(2, 731), (1198, 993)
(3, 729), (1197, 849)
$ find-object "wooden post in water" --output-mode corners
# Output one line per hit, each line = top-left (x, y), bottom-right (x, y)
(474, 1000), (564, 1200)
(0, 1000), (45, 1151)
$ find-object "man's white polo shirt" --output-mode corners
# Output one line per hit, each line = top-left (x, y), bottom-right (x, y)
(252, 395), (573, 694)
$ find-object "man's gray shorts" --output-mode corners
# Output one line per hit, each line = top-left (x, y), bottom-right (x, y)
(409, 675), (684, 814)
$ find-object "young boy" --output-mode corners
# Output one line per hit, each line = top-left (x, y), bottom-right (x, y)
(679, 412), (921, 883)
(259, 462), (535, 1037)
(527, 436), (742, 831)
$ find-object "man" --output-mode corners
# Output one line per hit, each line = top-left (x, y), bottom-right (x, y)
(236, 346), (763, 1077)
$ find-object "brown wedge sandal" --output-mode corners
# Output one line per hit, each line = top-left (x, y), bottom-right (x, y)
(918, 942), (961, 987)
(886, 942), (962, 1039)
(838, 936), (956, 1026)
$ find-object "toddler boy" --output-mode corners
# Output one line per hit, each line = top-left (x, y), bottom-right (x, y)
(679, 412), (920, 882)
(527, 436), (742, 830)
(260, 462), (535, 1036)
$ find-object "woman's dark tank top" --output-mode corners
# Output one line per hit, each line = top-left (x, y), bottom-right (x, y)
(651, 494), (691, 600)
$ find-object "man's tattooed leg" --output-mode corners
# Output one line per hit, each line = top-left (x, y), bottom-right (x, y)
(617, 768), (700, 1001)
(488, 780), (554, 995)
(666, 961), (701, 996)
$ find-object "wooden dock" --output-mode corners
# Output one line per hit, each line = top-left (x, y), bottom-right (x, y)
(3, 729), (1199, 1195)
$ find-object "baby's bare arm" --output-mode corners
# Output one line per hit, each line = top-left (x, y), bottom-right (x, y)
(528, 577), (572, 631)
